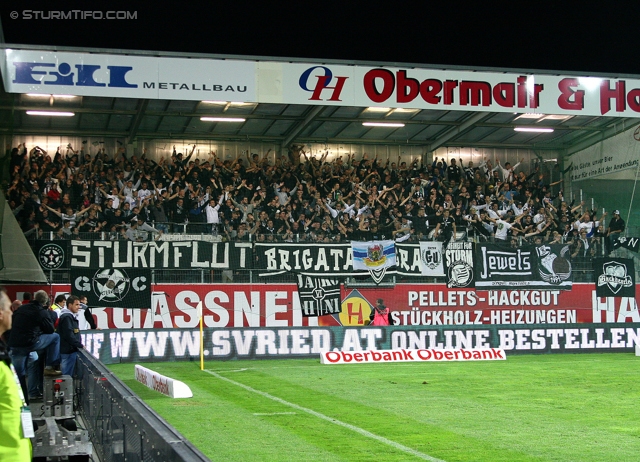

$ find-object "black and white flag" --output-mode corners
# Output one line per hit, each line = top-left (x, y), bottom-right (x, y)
(296, 274), (341, 317)
(593, 258), (635, 297)
(613, 236), (640, 253)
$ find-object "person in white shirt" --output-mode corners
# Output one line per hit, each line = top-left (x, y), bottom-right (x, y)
(492, 158), (524, 183)
(205, 195), (223, 233)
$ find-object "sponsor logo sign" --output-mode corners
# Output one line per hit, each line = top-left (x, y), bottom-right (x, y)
(351, 240), (397, 283)
(320, 348), (506, 364)
(135, 364), (192, 398)
(3, 50), (256, 101)
(3, 283), (639, 329)
(70, 325), (640, 363)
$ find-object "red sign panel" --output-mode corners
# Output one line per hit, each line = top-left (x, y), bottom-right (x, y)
(4, 283), (638, 329)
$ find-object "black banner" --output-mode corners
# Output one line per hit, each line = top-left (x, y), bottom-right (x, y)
(475, 243), (572, 290)
(70, 240), (251, 269)
(256, 242), (427, 277)
(71, 268), (152, 308)
(593, 258), (636, 297)
(613, 236), (640, 253)
(444, 242), (475, 288)
(296, 274), (341, 317)
(36, 240), (70, 270)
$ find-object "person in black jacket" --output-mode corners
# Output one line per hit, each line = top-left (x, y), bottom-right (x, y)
(8, 290), (61, 399)
(58, 295), (83, 376)
(79, 295), (98, 330)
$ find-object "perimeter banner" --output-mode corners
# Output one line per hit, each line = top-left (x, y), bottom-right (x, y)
(77, 324), (640, 363)
(8, 49), (640, 118)
(5, 283), (639, 330)
(474, 243), (572, 290)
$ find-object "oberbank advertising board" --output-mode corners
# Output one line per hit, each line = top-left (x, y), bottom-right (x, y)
(6, 49), (640, 118)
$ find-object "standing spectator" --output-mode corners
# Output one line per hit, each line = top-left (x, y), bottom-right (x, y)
(605, 210), (625, 255)
(50, 294), (66, 319)
(446, 158), (462, 184)
(0, 288), (32, 461)
(79, 295), (98, 330)
(8, 290), (61, 401)
(57, 295), (83, 377)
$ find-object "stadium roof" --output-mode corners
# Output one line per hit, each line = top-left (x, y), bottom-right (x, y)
(1, 45), (639, 156)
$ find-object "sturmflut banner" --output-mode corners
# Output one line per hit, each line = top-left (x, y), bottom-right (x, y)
(70, 240), (251, 269)
(474, 244), (572, 290)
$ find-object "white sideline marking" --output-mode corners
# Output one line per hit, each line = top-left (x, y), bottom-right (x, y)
(253, 412), (297, 416)
(205, 369), (445, 462)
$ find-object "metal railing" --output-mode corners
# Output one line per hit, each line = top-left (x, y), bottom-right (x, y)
(75, 349), (210, 462)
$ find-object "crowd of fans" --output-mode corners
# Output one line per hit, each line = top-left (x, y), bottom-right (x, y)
(3, 142), (625, 258)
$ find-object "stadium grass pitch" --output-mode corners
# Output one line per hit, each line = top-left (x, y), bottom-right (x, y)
(108, 353), (640, 461)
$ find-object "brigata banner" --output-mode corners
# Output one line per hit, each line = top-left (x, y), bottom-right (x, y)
(70, 240), (252, 269)
(256, 242), (430, 277)
(256, 242), (356, 276)
(474, 243), (572, 290)
(77, 324), (640, 363)
(4, 283), (639, 329)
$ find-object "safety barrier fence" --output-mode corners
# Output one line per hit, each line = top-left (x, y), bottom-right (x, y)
(75, 349), (210, 462)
